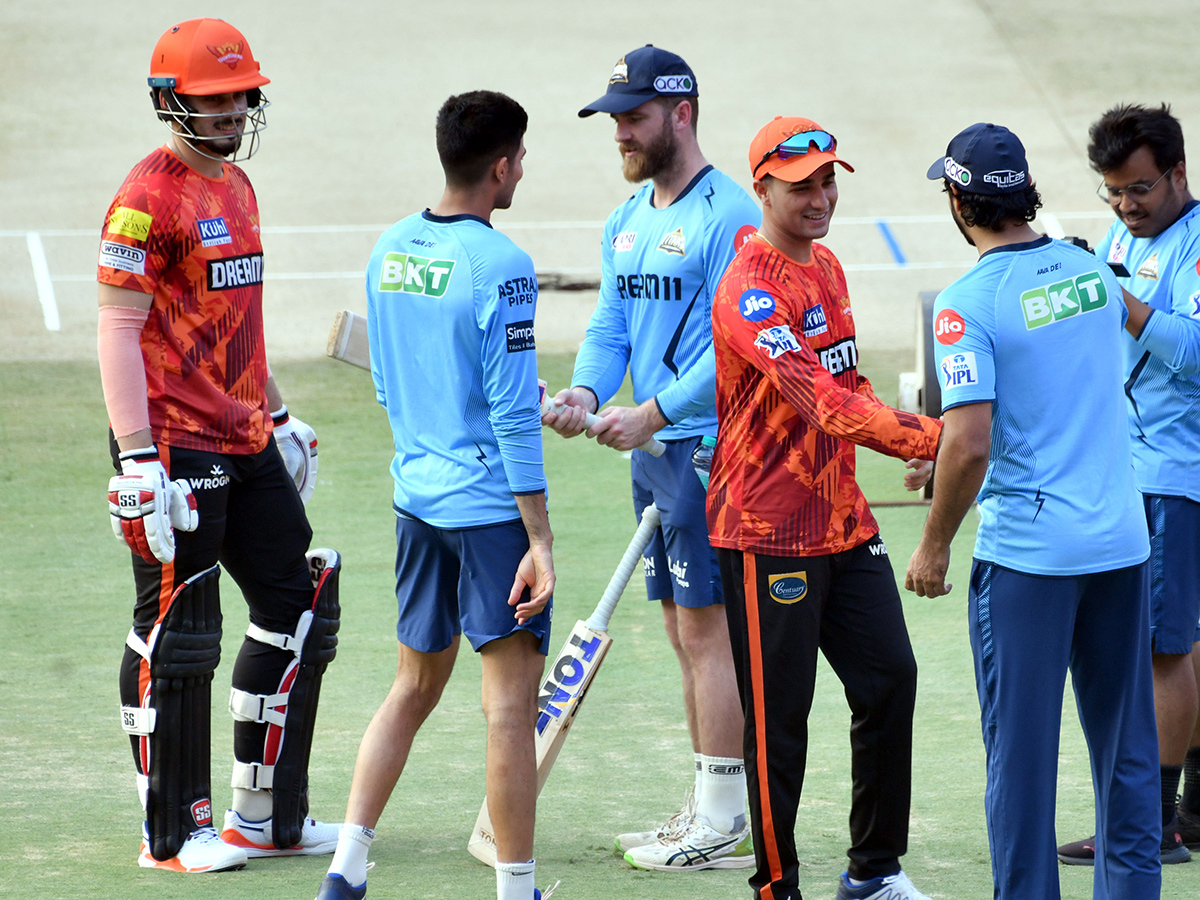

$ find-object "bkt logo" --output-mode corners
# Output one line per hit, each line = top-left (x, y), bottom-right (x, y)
(197, 216), (232, 247)
(379, 252), (456, 297)
(1020, 272), (1107, 330)
(934, 309), (965, 344)
(653, 74), (694, 93)
(941, 351), (979, 390)
(739, 289), (775, 321)
(536, 632), (603, 735)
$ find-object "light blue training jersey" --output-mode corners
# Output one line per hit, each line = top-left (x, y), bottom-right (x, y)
(1096, 201), (1200, 502)
(366, 211), (545, 528)
(934, 235), (1148, 576)
(572, 166), (760, 438)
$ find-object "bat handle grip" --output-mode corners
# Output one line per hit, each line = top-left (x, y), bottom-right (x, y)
(586, 504), (661, 632)
(539, 380), (666, 457)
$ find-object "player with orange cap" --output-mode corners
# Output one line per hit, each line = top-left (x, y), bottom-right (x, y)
(707, 116), (942, 900)
(98, 19), (339, 873)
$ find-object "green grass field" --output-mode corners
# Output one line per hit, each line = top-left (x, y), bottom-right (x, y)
(1, 353), (1193, 900)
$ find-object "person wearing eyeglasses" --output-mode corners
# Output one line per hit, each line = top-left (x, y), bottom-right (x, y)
(707, 115), (944, 900)
(905, 121), (1162, 900)
(1053, 104), (1200, 867)
(543, 45), (760, 872)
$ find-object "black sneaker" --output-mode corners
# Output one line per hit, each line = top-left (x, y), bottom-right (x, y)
(1162, 815), (1192, 864)
(1179, 805), (1200, 850)
(1057, 835), (1095, 866)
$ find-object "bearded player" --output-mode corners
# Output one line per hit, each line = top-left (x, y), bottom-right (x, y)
(544, 44), (760, 871)
(98, 19), (339, 873)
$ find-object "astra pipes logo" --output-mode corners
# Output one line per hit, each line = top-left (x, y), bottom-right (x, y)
(207, 42), (244, 69)
(943, 157), (971, 186)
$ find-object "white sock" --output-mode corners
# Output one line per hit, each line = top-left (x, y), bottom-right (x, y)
(693, 752), (704, 801)
(697, 755), (747, 834)
(495, 858), (535, 900)
(328, 824), (375, 886)
(231, 787), (273, 822)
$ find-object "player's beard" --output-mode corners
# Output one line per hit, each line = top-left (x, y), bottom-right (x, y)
(193, 115), (246, 158)
(949, 195), (976, 247)
(621, 120), (678, 184)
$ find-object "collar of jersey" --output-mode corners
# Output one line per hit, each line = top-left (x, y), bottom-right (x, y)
(647, 164), (713, 208)
(978, 233), (1052, 260)
(422, 210), (492, 228)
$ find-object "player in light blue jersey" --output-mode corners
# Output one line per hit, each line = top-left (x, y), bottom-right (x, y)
(1078, 105), (1200, 861)
(317, 92), (554, 900)
(544, 45), (759, 871)
(907, 124), (1160, 900)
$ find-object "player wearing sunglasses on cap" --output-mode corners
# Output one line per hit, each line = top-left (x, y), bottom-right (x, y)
(707, 116), (942, 900)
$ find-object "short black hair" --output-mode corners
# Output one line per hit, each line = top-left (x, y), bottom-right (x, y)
(946, 182), (1042, 231)
(1087, 103), (1185, 174)
(436, 91), (528, 188)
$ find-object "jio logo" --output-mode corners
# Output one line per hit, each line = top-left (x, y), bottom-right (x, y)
(740, 289), (776, 322)
(934, 309), (965, 344)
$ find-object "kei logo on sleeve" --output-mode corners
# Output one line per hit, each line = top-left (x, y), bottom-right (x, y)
(940, 351), (979, 390)
(739, 289), (775, 321)
(754, 324), (801, 359)
(934, 309), (965, 344)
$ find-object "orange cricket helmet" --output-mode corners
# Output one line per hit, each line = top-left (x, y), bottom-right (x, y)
(148, 18), (269, 96)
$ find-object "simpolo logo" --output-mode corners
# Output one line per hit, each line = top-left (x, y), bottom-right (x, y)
(506, 319), (536, 353)
(654, 75), (693, 93)
(379, 252), (455, 297)
(943, 158), (971, 186)
(768, 572), (808, 604)
(1020, 271), (1108, 330)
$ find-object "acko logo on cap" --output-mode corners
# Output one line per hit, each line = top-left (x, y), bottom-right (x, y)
(943, 158), (971, 186)
(653, 75), (693, 93)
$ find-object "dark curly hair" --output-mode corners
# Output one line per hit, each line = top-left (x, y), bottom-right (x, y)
(944, 181), (1042, 232)
(1087, 103), (1184, 174)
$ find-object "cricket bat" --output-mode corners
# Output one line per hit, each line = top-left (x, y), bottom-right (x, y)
(325, 311), (666, 457)
(466, 504), (662, 866)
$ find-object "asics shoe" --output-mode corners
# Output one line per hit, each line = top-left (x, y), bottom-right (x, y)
(1178, 803), (1200, 850)
(614, 786), (697, 854)
(314, 873), (366, 900)
(835, 870), (932, 900)
(222, 808), (340, 857)
(622, 813), (753, 871)
(138, 824), (247, 873)
(1161, 814), (1192, 865)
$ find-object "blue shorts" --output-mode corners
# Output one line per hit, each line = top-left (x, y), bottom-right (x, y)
(393, 513), (552, 654)
(1145, 494), (1200, 654)
(631, 436), (722, 608)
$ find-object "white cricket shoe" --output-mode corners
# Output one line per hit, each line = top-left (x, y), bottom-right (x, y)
(138, 824), (248, 873)
(614, 787), (697, 854)
(835, 870), (932, 900)
(221, 808), (340, 857)
(623, 813), (754, 871)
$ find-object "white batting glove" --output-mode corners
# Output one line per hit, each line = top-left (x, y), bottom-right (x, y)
(108, 446), (199, 564)
(272, 406), (319, 504)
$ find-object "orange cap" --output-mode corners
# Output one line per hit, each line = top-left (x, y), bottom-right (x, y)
(148, 19), (269, 96)
(749, 116), (853, 182)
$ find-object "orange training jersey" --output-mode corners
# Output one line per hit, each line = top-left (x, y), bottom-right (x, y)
(98, 146), (270, 454)
(707, 235), (942, 556)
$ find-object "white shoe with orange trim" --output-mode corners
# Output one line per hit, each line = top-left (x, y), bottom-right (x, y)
(138, 824), (248, 873)
(222, 808), (340, 857)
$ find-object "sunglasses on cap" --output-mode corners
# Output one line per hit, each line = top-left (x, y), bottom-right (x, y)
(753, 130), (836, 177)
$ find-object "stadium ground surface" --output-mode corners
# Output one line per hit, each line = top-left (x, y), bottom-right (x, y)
(2, 2), (1198, 898)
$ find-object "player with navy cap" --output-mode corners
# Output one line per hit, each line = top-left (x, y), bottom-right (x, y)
(545, 44), (760, 871)
(907, 122), (1162, 900)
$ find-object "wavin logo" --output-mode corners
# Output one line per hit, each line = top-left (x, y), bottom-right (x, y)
(190, 465), (231, 491)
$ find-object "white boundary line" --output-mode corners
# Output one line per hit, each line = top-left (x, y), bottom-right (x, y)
(26, 233), (60, 331)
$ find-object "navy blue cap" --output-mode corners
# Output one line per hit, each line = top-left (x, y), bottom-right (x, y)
(927, 123), (1031, 195)
(578, 45), (698, 118)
